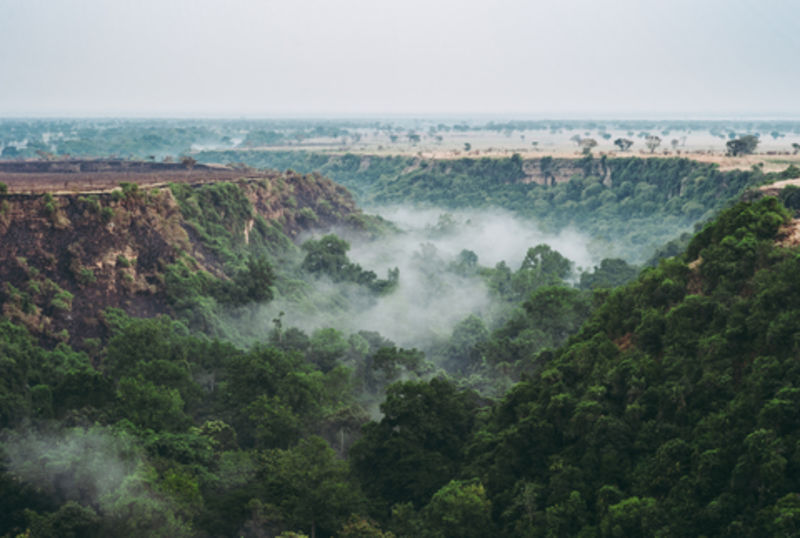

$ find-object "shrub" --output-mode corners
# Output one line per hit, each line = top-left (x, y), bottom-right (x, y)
(100, 206), (114, 223)
(76, 268), (96, 286)
(51, 290), (74, 311)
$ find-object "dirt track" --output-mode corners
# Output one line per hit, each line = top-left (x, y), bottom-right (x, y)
(0, 159), (277, 194)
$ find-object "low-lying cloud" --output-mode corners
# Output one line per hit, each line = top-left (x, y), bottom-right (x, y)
(240, 205), (598, 350)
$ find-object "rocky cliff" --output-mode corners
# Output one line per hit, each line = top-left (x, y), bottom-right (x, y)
(0, 164), (366, 346)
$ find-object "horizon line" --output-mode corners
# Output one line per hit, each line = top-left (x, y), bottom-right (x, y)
(3, 114), (800, 122)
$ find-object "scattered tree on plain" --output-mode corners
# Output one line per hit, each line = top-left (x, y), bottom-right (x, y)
(726, 134), (759, 156)
(614, 138), (633, 151)
(645, 135), (662, 153)
(580, 138), (598, 155)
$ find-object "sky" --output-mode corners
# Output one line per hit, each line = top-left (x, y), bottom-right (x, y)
(0, 0), (798, 118)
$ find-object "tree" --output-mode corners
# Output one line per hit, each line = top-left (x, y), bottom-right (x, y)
(442, 315), (488, 375)
(180, 156), (197, 169)
(422, 480), (493, 538)
(300, 234), (394, 293)
(265, 436), (364, 538)
(1, 145), (20, 158)
(349, 379), (478, 510)
(614, 138), (633, 152)
(645, 135), (661, 153)
(726, 135), (759, 156)
(512, 244), (573, 295)
(301, 235), (351, 278)
(464, 143), (471, 151)
(308, 328), (349, 372)
(579, 258), (640, 290)
(600, 496), (663, 537)
(115, 377), (189, 432)
(338, 515), (395, 538)
(792, 143), (800, 155)
(580, 138), (598, 155)
(222, 255), (275, 305)
(25, 501), (102, 538)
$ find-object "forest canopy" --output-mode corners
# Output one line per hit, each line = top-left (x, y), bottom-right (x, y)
(3, 126), (800, 535)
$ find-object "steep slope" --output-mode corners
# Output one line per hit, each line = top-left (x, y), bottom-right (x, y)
(196, 151), (800, 262)
(0, 167), (366, 346)
(342, 196), (800, 536)
(466, 197), (800, 535)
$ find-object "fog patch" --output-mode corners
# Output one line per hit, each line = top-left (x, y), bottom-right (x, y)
(240, 205), (598, 352)
(2, 425), (189, 532)
(353, 205), (596, 273)
(3, 426), (140, 505)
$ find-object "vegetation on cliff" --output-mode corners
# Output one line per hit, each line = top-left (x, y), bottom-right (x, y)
(2, 166), (800, 536)
(195, 151), (795, 262)
(3, 141), (800, 536)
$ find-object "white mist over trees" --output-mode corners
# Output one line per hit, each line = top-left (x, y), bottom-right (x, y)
(240, 206), (596, 350)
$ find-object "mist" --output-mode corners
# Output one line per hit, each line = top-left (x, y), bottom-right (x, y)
(353, 205), (596, 272)
(1, 425), (191, 533)
(241, 206), (597, 350)
(2, 426), (139, 507)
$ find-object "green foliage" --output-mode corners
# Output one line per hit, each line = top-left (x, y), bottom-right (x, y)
(421, 479), (493, 538)
(76, 268), (96, 286)
(512, 244), (573, 297)
(100, 206), (114, 222)
(6, 127), (800, 537)
(441, 315), (488, 375)
(480, 285), (592, 374)
(579, 258), (640, 290)
(78, 194), (101, 213)
(447, 198), (800, 536)
(26, 501), (102, 538)
(301, 234), (351, 277)
(162, 254), (275, 334)
(350, 379), (480, 513)
(115, 377), (190, 432)
(218, 255), (276, 306)
(170, 181), (253, 263)
(779, 164), (800, 180)
(196, 153), (771, 262)
(301, 234), (399, 294)
(726, 134), (760, 156)
(262, 436), (365, 537)
(119, 181), (141, 200)
(0, 182), (7, 195)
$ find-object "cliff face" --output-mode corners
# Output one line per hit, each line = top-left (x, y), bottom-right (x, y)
(0, 169), (363, 346)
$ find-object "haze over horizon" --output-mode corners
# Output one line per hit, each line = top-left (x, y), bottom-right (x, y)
(1, 0), (798, 118)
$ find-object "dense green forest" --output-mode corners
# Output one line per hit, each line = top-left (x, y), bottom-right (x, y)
(4, 171), (800, 535)
(194, 151), (800, 263)
(4, 120), (800, 536)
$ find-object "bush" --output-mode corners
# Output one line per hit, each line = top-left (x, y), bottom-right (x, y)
(100, 206), (114, 223)
(119, 182), (140, 199)
(76, 268), (96, 286)
(51, 290), (74, 311)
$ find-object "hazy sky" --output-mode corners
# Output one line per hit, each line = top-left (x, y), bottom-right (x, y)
(1, 0), (798, 117)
